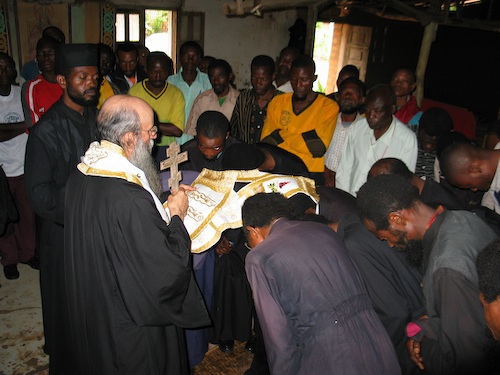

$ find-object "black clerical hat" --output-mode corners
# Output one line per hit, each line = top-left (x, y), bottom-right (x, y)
(55, 43), (98, 72)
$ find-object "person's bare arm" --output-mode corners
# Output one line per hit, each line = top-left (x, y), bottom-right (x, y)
(0, 122), (27, 141)
(158, 122), (183, 137)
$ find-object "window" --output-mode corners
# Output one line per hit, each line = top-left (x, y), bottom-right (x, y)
(116, 10), (142, 43)
(116, 9), (175, 58)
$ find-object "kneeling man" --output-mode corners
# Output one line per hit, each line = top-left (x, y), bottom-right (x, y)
(242, 192), (400, 375)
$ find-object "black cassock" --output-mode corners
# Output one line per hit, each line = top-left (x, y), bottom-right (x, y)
(24, 100), (97, 374)
(337, 213), (425, 374)
(63, 171), (211, 374)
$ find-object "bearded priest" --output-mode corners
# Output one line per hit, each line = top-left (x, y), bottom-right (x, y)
(62, 95), (211, 375)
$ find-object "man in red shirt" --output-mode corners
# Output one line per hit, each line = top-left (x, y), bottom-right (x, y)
(22, 37), (63, 127)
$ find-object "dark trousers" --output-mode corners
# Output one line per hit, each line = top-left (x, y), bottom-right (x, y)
(0, 175), (36, 266)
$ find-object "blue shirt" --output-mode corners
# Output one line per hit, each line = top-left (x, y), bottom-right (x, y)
(167, 68), (212, 125)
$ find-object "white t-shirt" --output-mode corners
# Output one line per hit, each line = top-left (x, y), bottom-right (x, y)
(482, 159), (500, 214)
(0, 85), (27, 177)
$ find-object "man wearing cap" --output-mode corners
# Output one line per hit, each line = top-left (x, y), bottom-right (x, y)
(24, 43), (99, 374)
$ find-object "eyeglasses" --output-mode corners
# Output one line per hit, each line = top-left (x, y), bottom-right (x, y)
(141, 125), (158, 137)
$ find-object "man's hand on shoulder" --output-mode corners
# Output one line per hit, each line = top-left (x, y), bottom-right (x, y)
(168, 184), (195, 221)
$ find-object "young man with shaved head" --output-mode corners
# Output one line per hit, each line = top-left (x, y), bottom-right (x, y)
(323, 77), (365, 187)
(335, 84), (417, 196)
(186, 59), (239, 137)
(230, 55), (282, 144)
(261, 55), (339, 185)
(273, 46), (300, 93)
(108, 42), (147, 94)
(357, 174), (496, 375)
(390, 67), (422, 131)
(129, 51), (185, 164)
(242, 192), (400, 374)
(0, 52), (37, 280)
(440, 142), (500, 213)
(22, 37), (63, 127)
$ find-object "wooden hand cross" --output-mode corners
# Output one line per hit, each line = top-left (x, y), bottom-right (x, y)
(159, 142), (188, 191)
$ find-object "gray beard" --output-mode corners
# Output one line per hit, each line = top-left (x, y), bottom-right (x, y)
(130, 140), (163, 198)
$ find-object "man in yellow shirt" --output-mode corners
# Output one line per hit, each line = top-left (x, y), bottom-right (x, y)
(261, 55), (339, 185)
(129, 52), (185, 164)
(97, 43), (120, 109)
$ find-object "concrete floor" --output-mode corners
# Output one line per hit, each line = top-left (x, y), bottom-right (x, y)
(0, 264), (48, 375)
(0, 264), (252, 375)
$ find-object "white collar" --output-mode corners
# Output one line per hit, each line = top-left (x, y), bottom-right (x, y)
(78, 140), (169, 222)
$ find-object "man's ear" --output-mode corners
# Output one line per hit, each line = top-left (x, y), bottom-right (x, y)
(388, 211), (406, 228)
(121, 132), (137, 158)
(245, 225), (257, 236)
(56, 74), (66, 89)
(391, 104), (397, 114)
(313, 74), (318, 83)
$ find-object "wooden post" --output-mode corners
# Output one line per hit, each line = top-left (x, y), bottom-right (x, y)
(304, 5), (318, 56)
(159, 142), (188, 191)
(415, 22), (438, 108)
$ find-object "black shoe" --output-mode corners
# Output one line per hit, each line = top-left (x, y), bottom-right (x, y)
(4, 264), (19, 280)
(22, 256), (40, 270)
(218, 339), (234, 353)
(245, 336), (256, 353)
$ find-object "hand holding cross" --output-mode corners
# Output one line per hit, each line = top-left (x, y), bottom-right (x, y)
(159, 142), (188, 191)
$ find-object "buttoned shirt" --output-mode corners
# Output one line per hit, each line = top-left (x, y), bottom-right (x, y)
(324, 112), (363, 172)
(336, 116), (418, 196)
(185, 86), (239, 136)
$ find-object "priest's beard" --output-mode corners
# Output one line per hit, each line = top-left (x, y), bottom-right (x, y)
(130, 139), (163, 198)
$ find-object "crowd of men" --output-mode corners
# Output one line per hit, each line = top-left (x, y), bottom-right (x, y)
(1, 24), (500, 375)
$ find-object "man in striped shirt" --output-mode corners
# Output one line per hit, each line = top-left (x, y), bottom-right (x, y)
(230, 55), (282, 144)
(324, 77), (365, 187)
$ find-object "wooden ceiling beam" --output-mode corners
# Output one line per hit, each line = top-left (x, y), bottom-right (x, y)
(346, 1), (500, 32)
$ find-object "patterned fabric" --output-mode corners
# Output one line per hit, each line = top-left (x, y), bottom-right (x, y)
(180, 169), (318, 253)
(78, 140), (168, 222)
(230, 88), (282, 144)
(415, 147), (436, 180)
(324, 112), (364, 172)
